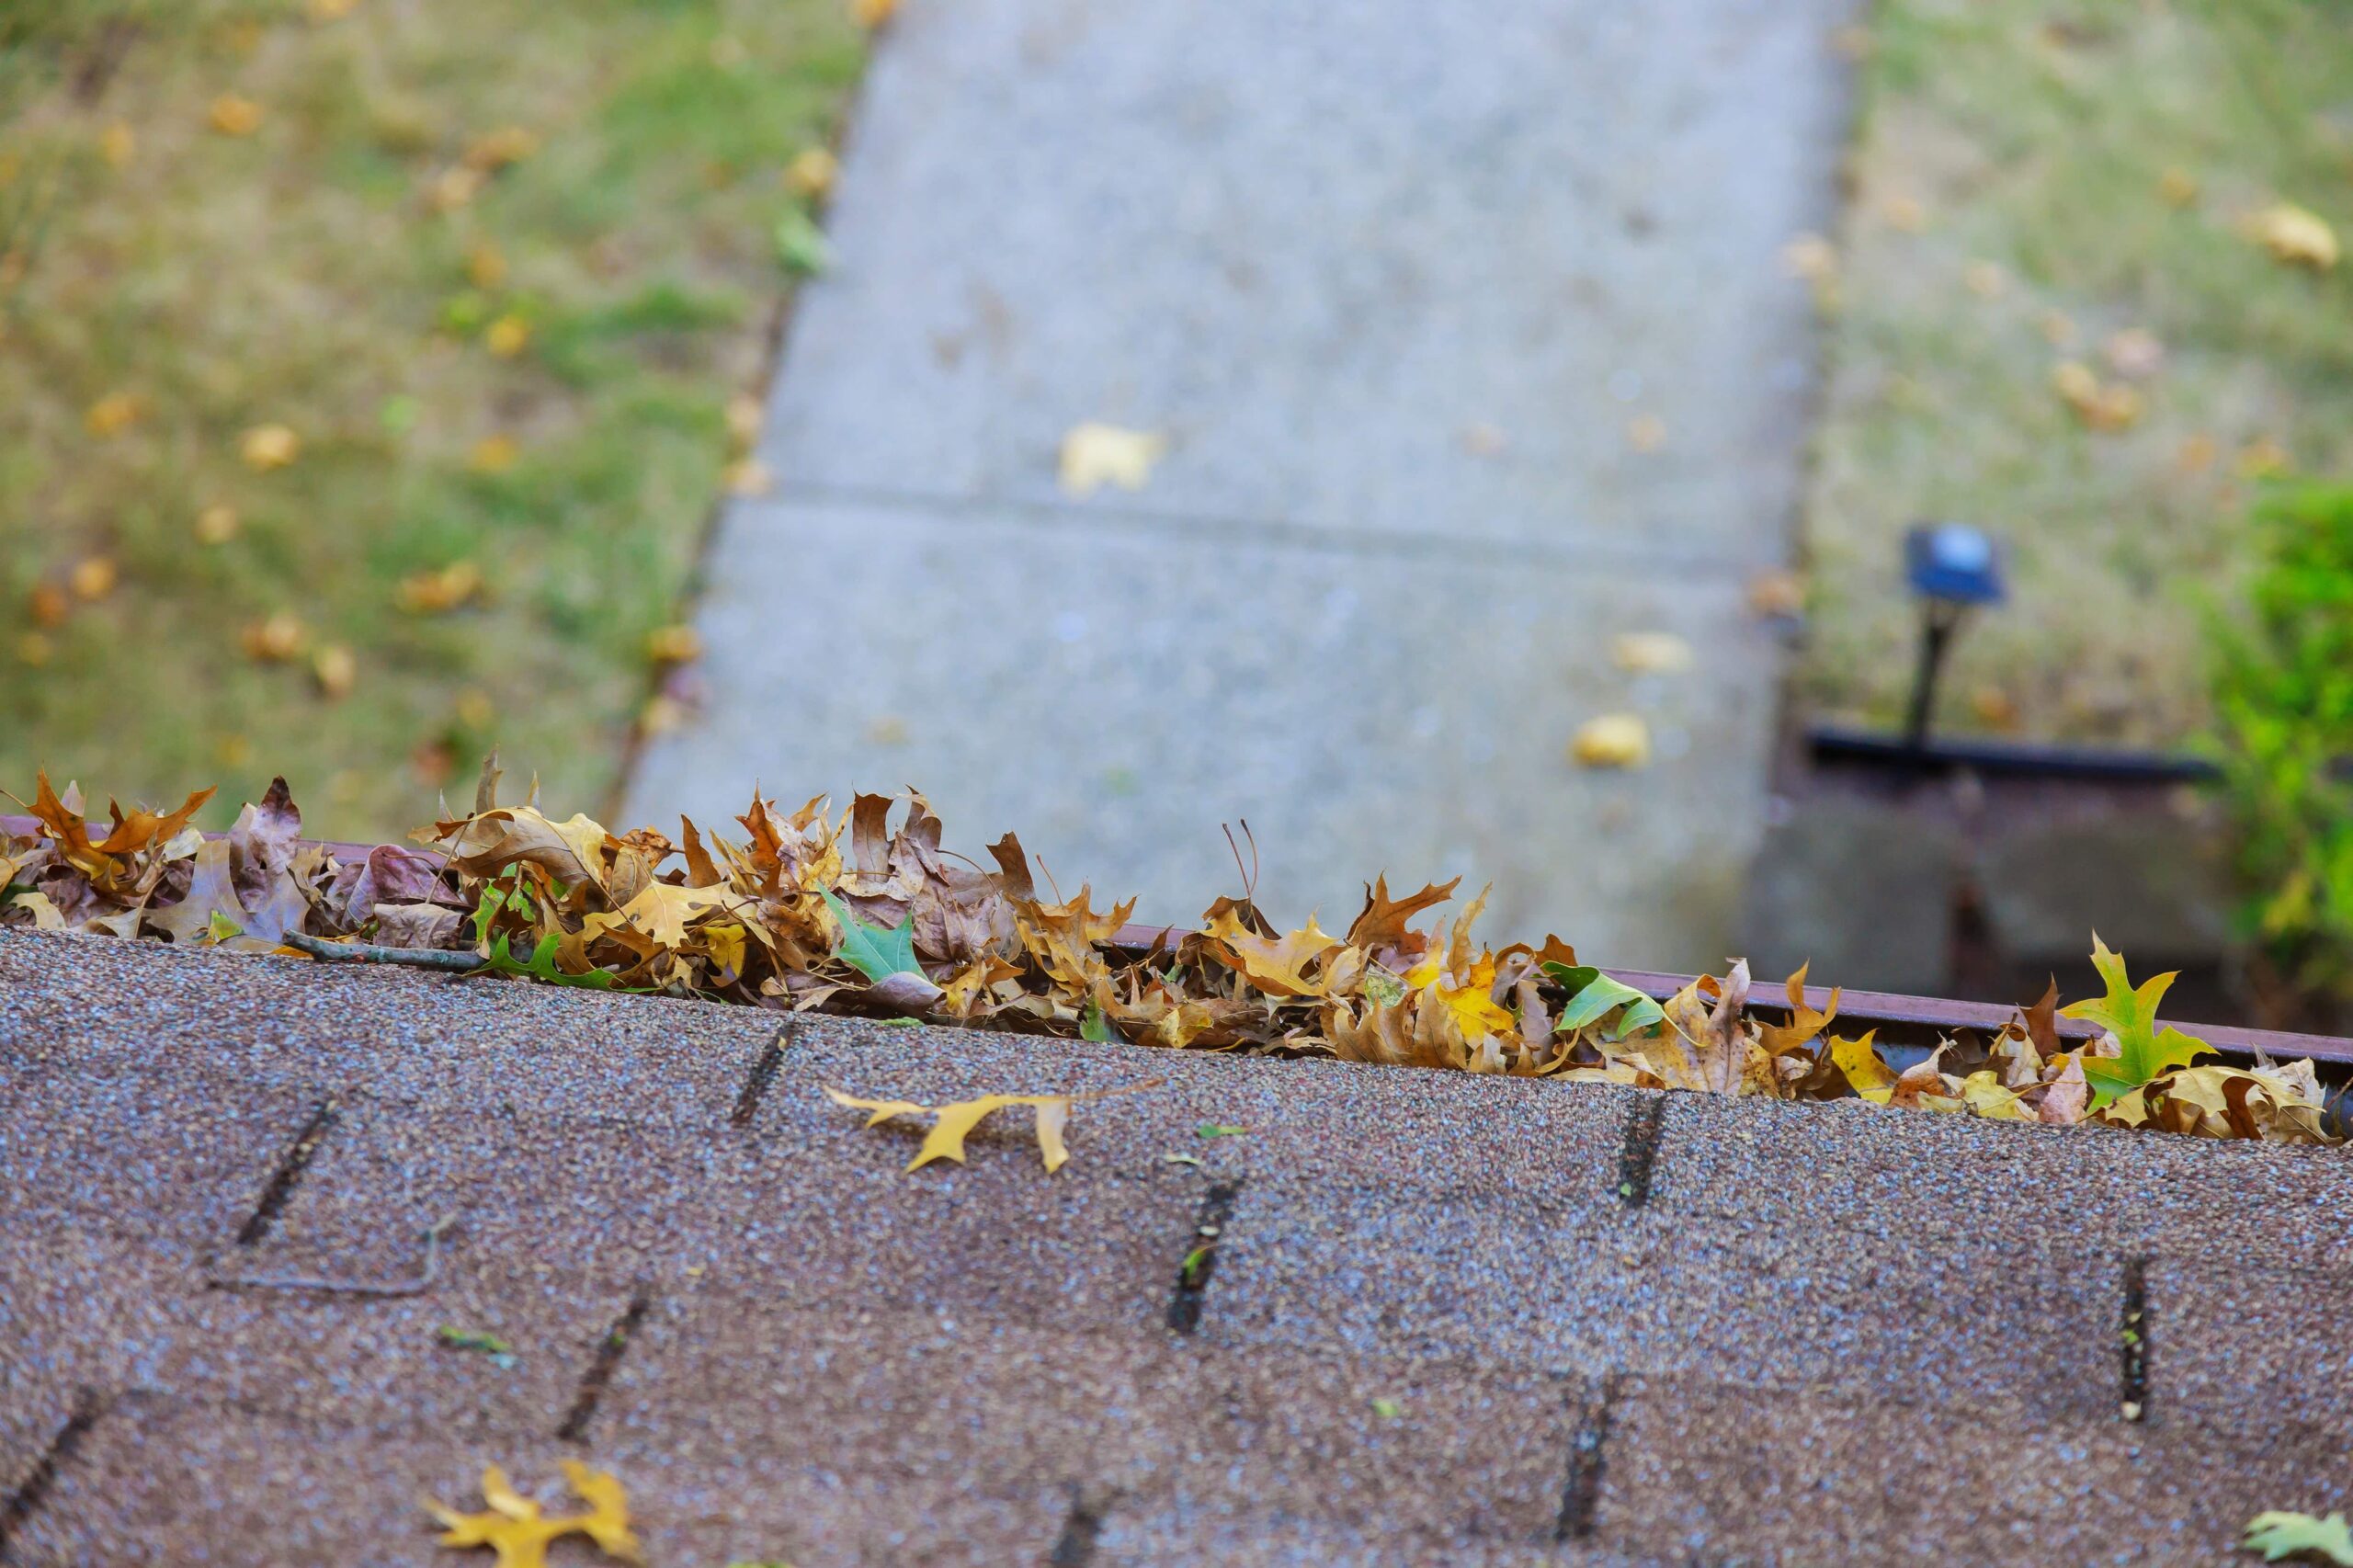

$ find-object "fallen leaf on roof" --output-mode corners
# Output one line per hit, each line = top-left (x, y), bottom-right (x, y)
(2061, 934), (2213, 1108)
(2244, 1510), (2353, 1564)
(824, 1080), (1161, 1173)
(242, 612), (307, 662)
(1059, 423), (1165, 495)
(1570, 714), (1651, 768)
(9, 770), (2332, 1149)
(2251, 203), (2340, 269)
(423, 1461), (642, 1566)
(2157, 167), (2199, 208)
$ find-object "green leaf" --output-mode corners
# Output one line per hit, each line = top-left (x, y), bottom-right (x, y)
(2245, 1511), (2353, 1564)
(1195, 1123), (1247, 1139)
(2059, 935), (2214, 1108)
(820, 890), (924, 983)
(478, 931), (641, 992)
(1370, 1397), (1403, 1420)
(1081, 999), (1112, 1042)
(436, 1325), (517, 1369)
(205, 909), (244, 945)
(774, 207), (832, 277)
(1543, 962), (1665, 1040)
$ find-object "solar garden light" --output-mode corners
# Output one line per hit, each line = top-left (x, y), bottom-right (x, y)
(1901, 522), (2006, 757)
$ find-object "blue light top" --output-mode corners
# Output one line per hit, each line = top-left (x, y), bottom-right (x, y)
(1904, 522), (2006, 606)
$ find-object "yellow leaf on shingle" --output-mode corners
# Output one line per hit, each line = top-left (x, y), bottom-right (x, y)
(824, 1080), (1160, 1174)
(422, 1460), (642, 1567)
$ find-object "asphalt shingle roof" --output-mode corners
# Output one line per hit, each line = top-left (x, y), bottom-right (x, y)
(3, 926), (2349, 1565)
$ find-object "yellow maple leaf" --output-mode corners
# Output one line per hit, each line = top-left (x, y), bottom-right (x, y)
(619, 881), (756, 949)
(1205, 908), (1341, 997)
(422, 1460), (642, 1567)
(1830, 1030), (1894, 1104)
(824, 1080), (1160, 1173)
(1058, 423), (1165, 495)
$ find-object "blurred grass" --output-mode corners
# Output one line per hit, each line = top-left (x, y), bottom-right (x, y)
(1, 0), (860, 836)
(1799, 0), (2353, 746)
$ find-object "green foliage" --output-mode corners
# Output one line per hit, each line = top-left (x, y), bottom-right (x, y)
(1543, 962), (1665, 1040)
(2211, 483), (2353, 1004)
(819, 889), (923, 983)
(2058, 935), (2212, 1108)
(2244, 1510), (2353, 1565)
(477, 930), (636, 991)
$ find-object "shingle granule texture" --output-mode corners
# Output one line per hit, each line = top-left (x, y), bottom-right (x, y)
(4, 926), (2351, 1565)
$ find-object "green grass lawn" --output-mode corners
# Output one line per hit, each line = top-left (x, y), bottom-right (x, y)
(1799, 0), (2353, 747)
(2, 0), (860, 838)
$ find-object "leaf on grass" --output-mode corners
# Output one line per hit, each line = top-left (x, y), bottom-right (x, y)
(2060, 935), (2213, 1108)
(2251, 204), (2340, 270)
(422, 1461), (642, 1566)
(2245, 1510), (2353, 1564)
(775, 208), (832, 277)
(824, 1079), (1162, 1173)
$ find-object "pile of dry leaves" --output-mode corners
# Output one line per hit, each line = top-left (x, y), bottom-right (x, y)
(3, 768), (2336, 1146)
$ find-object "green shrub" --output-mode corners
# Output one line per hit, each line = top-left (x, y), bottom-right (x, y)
(2211, 483), (2353, 1005)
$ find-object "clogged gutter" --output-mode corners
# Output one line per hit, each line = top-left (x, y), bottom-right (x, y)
(0, 765), (2337, 1147)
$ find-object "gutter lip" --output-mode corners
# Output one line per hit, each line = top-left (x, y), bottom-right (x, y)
(6, 814), (2344, 1068)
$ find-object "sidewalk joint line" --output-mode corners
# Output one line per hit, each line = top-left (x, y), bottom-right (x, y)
(764, 481), (1773, 580)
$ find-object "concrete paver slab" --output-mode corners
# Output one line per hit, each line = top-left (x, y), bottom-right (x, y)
(764, 0), (1847, 553)
(631, 493), (1780, 967)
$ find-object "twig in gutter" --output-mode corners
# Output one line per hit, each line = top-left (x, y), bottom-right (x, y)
(281, 930), (483, 973)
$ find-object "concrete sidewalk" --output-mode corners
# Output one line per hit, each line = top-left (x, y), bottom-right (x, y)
(629, 0), (1856, 971)
(8, 929), (2351, 1564)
